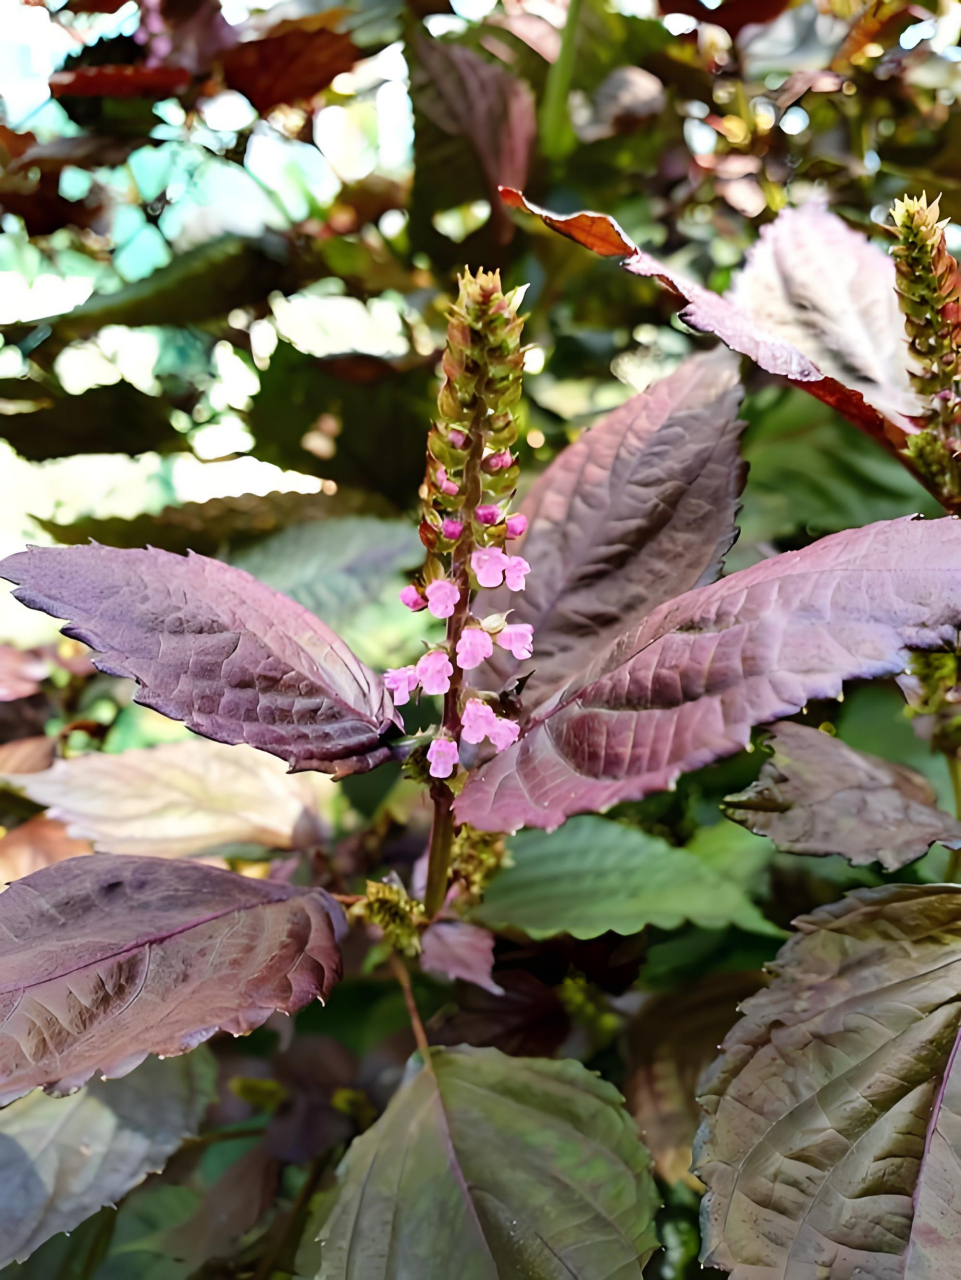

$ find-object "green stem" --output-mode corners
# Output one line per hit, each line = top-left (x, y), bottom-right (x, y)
(948, 752), (961, 882)
(540, 0), (583, 161)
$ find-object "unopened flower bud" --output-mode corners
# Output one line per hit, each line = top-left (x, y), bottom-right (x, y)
(483, 449), (513, 473)
(475, 505), (501, 526)
(441, 518), (464, 540)
(400, 584), (426, 612)
(506, 513), (528, 539)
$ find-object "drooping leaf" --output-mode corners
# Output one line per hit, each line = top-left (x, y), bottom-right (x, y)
(696, 884), (961, 1279)
(456, 516), (961, 832)
(0, 1049), (216, 1268)
(411, 36), (536, 255)
(0, 544), (402, 776)
(309, 1047), (660, 1279)
(501, 190), (919, 456)
(475, 348), (746, 702)
(221, 14), (359, 113)
(723, 721), (961, 869)
(35, 487), (394, 558)
(473, 816), (780, 939)
(0, 738), (333, 858)
(0, 379), (180, 461)
(0, 854), (344, 1103)
(0, 816), (92, 880)
(420, 920), (503, 994)
(624, 972), (764, 1186)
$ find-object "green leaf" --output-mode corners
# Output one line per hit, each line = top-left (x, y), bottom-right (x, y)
(0, 379), (181, 461)
(35, 487), (395, 557)
(303, 1047), (659, 1279)
(230, 515), (434, 668)
(474, 816), (782, 939)
(0, 1049), (216, 1269)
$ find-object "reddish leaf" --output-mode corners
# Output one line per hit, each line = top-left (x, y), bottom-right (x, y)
(658, 0), (791, 37)
(417, 38), (536, 245)
(428, 970), (570, 1057)
(0, 648), (47, 703)
(624, 972), (764, 1185)
(221, 16), (359, 114)
(0, 737), (55, 774)
(501, 190), (920, 455)
(420, 920), (504, 995)
(0, 817), (92, 882)
(0, 855), (344, 1103)
(475, 349), (746, 704)
(724, 721), (961, 869)
(0, 545), (402, 776)
(49, 65), (192, 98)
(456, 517), (961, 832)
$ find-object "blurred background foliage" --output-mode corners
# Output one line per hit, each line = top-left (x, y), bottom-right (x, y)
(3, 0), (961, 1272)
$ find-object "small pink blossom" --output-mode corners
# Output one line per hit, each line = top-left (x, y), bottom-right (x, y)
(383, 665), (419, 706)
(441, 518), (464, 540)
(471, 547), (509, 588)
(496, 624), (533, 660)
(504, 555), (530, 592)
(506, 513), (528, 539)
(399, 584), (426, 612)
(436, 466), (459, 497)
(483, 449), (513, 473)
(416, 650), (453, 696)
(425, 579), (460, 618)
(448, 429), (468, 449)
(487, 716), (520, 751)
(456, 627), (494, 670)
(427, 737), (459, 779)
(460, 698), (519, 750)
(475, 505), (501, 526)
(461, 698), (498, 744)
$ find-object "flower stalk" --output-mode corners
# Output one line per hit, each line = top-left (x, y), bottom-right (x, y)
(390, 268), (527, 917)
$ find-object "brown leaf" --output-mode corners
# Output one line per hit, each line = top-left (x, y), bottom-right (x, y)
(724, 721), (961, 869)
(499, 186), (636, 257)
(0, 737), (55, 774)
(0, 648), (47, 703)
(0, 816), (92, 882)
(48, 65), (193, 98)
(624, 972), (766, 1186)
(221, 15), (359, 114)
(415, 37), (536, 245)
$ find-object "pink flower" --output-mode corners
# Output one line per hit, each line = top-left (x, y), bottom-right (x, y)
(427, 737), (459, 779)
(461, 698), (498, 745)
(460, 698), (519, 750)
(475, 505), (501, 526)
(456, 627), (494, 670)
(384, 665), (419, 706)
(487, 716), (520, 751)
(425, 579), (460, 619)
(441, 518), (464, 540)
(496, 624), (533, 660)
(399, 584), (426, 612)
(504, 556), (530, 592)
(416, 649), (453, 696)
(471, 547), (509, 588)
(448, 429), (468, 449)
(436, 466), (460, 497)
(483, 449), (513, 473)
(506, 513), (528, 539)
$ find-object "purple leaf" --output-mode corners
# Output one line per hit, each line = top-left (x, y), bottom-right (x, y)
(456, 516), (961, 832)
(420, 920), (504, 995)
(724, 720), (961, 869)
(0, 544), (402, 776)
(500, 189), (919, 454)
(0, 854), (344, 1104)
(696, 885), (961, 1278)
(475, 348), (746, 704)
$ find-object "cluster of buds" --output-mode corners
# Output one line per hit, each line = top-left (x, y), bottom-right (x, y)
(348, 877), (426, 957)
(891, 194), (961, 492)
(899, 650), (961, 757)
(447, 827), (510, 907)
(385, 268), (533, 781)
